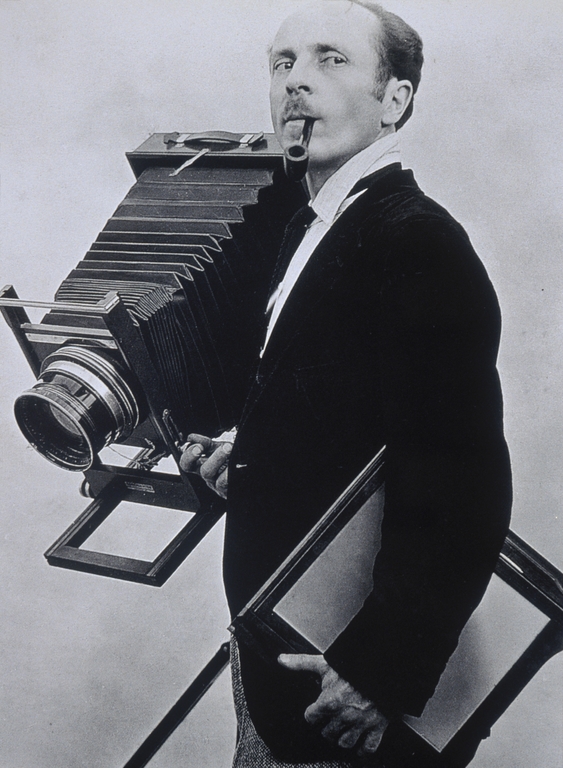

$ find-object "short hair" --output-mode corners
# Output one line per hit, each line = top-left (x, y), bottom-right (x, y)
(341, 1), (424, 129)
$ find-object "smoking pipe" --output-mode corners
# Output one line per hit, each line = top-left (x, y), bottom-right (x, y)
(283, 118), (315, 182)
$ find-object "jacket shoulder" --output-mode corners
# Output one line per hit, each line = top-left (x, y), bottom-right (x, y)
(357, 168), (467, 235)
(345, 169), (500, 325)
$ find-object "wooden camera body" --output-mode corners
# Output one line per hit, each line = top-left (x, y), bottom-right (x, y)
(0, 131), (304, 585)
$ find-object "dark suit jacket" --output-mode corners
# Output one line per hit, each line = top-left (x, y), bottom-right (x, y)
(223, 165), (512, 762)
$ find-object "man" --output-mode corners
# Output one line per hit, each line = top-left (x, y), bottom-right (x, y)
(181, 1), (512, 764)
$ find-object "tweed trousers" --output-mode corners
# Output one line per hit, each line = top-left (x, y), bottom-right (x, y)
(230, 639), (352, 768)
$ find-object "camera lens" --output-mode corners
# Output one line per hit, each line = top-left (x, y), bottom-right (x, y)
(14, 345), (145, 471)
(50, 405), (83, 438)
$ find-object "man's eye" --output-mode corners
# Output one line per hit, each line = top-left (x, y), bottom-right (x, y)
(273, 59), (293, 72)
(322, 55), (347, 66)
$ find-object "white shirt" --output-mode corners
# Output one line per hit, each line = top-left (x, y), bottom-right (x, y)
(262, 132), (401, 354)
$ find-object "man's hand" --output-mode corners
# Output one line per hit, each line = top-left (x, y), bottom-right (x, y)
(179, 433), (231, 499)
(278, 654), (389, 760)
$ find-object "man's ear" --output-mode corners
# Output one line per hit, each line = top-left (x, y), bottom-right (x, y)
(381, 78), (413, 127)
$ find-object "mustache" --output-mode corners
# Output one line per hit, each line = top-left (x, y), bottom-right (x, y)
(281, 100), (314, 122)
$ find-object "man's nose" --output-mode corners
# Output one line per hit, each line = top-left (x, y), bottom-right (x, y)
(285, 58), (314, 95)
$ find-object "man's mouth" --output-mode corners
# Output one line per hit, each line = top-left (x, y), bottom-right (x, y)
(278, 105), (318, 147)
(282, 115), (319, 143)
(285, 113), (312, 122)
(282, 103), (315, 124)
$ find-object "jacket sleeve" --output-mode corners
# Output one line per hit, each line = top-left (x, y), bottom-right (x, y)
(324, 216), (512, 719)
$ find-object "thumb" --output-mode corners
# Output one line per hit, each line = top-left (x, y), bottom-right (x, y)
(278, 653), (328, 676)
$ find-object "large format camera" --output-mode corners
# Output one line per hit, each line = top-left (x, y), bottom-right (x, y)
(1, 131), (304, 584)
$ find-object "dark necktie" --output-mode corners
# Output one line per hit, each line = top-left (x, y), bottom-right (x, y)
(267, 203), (318, 300)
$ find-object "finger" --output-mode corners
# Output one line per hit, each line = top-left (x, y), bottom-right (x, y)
(304, 695), (341, 725)
(278, 654), (328, 676)
(199, 443), (233, 484)
(215, 467), (229, 499)
(179, 443), (205, 472)
(318, 707), (360, 742)
(337, 723), (366, 750)
(357, 719), (388, 757)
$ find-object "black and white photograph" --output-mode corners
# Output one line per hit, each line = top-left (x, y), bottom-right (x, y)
(1, 1), (562, 766)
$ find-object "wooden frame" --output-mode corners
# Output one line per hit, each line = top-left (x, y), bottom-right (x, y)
(231, 449), (563, 766)
(231, 447), (386, 659)
(43, 462), (224, 587)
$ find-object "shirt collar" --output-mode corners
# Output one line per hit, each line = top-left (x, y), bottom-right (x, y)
(310, 132), (401, 225)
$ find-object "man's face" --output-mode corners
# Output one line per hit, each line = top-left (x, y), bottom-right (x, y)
(269, 1), (388, 177)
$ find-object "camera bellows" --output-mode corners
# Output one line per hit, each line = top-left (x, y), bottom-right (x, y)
(53, 164), (282, 440)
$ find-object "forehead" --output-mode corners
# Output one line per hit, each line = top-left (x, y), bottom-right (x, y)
(271, 1), (380, 60)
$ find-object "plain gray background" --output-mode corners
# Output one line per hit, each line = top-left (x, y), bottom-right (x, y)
(0, 0), (562, 766)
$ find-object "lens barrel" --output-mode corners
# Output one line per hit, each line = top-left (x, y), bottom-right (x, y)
(14, 345), (144, 471)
